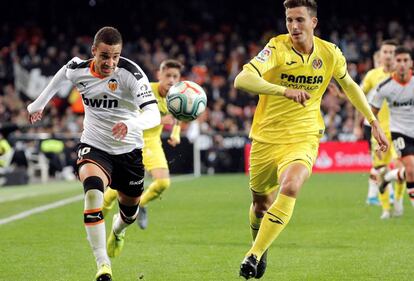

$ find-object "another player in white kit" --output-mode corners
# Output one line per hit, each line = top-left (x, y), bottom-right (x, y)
(370, 46), (414, 215)
(27, 27), (160, 281)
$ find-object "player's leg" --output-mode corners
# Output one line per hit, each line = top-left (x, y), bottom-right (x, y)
(107, 148), (145, 257)
(102, 187), (118, 217)
(138, 143), (170, 229)
(240, 140), (317, 279)
(139, 168), (170, 206)
(401, 155), (414, 207)
(239, 140), (279, 279)
(393, 159), (406, 216)
(78, 162), (112, 281)
(107, 191), (140, 257)
(365, 126), (380, 205)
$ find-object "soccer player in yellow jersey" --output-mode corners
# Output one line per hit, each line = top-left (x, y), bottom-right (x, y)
(355, 40), (406, 218)
(102, 59), (183, 229)
(235, 0), (389, 279)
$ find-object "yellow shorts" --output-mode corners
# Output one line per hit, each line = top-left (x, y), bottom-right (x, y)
(249, 137), (319, 195)
(371, 131), (398, 167)
(142, 139), (168, 171)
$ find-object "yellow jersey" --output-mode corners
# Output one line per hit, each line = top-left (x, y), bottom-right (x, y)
(360, 67), (391, 133)
(143, 82), (169, 141)
(245, 34), (347, 144)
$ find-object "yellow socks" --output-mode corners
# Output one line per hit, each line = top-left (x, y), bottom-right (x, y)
(139, 178), (170, 207)
(379, 185), (391, 211)
(102, 187), (118, 217)
(249, 203), (262, 241)
(247, 193), (296, 260)
(394, 180), (406, 201)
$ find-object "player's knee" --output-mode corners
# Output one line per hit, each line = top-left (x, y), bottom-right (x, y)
(83, 176), (104, 193)
(280, 179), (302, 197)
(118, 202), (139, 224)
(155, 178), (171, 193)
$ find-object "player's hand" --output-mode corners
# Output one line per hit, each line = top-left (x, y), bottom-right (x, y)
(112, 122), (128, 140)
(284, 89), (311, 107)
(370, 120), (389, 152)
(28, 111), (43, 124)
(168, 136), (180, 147)
(168, 124), (181, 147)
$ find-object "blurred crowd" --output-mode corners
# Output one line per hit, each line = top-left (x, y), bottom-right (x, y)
(1, 5), (414, 167)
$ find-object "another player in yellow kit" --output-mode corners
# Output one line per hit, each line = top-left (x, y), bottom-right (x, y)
(355, 40), (405, 218)
(235, 0), (389, 279)
(102, 59), (183, 229)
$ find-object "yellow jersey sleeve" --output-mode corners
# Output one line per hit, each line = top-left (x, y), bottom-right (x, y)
(245, 39), (280, 77)
(332, 45), (348, 80)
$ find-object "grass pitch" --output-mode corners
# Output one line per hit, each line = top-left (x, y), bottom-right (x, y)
(0, 173), (412, 281)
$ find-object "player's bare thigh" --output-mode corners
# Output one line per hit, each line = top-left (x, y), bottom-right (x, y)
(79, 162), (109, 187)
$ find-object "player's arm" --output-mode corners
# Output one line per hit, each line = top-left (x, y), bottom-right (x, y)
(353, 74), (372, 139)
(27, 65), (68, 124)
(114, 75), (161, 140)
(336, 74), (388, 151)
(168, 120), (181, 147)
(114, 102), (160, 140)
(234, 67), (310, 106)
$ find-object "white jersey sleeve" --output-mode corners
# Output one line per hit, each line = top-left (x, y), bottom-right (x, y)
(27, 62), (72, 114)
(122, 66), (160, 133)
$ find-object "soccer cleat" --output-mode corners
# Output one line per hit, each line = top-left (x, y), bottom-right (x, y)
(136, 206), (148, 229)
(366, 197), (380, 206)
(393, 198), (404, 217)
(95, 264), (112, 281)
(107, 214), (125, 258)
(255, 250), (268, 279)
(239, 254), (258, 280)
(380, 210), (391, 220)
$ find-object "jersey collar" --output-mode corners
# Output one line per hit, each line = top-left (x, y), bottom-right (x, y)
(90, 60), (106, 79)
(392, 69), (412, 86)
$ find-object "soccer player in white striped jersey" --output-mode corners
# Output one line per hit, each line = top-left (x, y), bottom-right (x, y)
(27, 26), (160, 281)
(370, 46), (414, 215)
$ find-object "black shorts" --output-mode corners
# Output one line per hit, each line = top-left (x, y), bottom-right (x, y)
(391, 132), (414, 158)
(76, 143), (145, 197)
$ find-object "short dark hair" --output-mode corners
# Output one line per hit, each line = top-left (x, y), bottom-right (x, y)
(160, 59), (184, 72)
(394, 46), (412, 57)
(381, 39), (398, 47)
(93, 26), (122, 47)
(284, 0), (317, 17)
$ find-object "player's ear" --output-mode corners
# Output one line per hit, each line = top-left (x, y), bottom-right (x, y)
(156, 70), (161, 80)
(312, 17), (318, 29)
(91, 45), (97, 57)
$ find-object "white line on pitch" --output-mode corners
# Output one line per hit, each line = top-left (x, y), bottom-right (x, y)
(0, 175), (197, 226)
(0, 194), (83, 226)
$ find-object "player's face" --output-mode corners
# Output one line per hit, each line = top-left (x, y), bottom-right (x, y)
(379, 44), (396, 67)
(394, 53), (412, 76)
(286, 7), (317, 48)
(91, 42), (122, 77)
(158, 67), (181, 97)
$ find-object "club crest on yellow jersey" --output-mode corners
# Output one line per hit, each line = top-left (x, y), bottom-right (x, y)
(312, 58), (323, 69)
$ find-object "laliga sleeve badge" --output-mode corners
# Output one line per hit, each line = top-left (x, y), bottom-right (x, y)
(255, 47), (272, 63)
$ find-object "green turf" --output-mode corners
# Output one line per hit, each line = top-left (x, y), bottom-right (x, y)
(0, 174), (412, 281)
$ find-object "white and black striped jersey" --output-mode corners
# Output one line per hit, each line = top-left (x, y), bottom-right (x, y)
(370, 75), (414, 138)
(27, 56), (160, 154)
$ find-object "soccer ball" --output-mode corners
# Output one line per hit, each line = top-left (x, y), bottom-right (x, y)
(166, 81), (207, 121)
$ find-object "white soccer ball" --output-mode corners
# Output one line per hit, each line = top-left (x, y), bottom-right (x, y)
(166, 81), (207, 121)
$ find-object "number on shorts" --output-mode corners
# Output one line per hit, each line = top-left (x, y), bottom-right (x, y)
(78, 147), (91, 159)
(393, 137), (405, 157)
